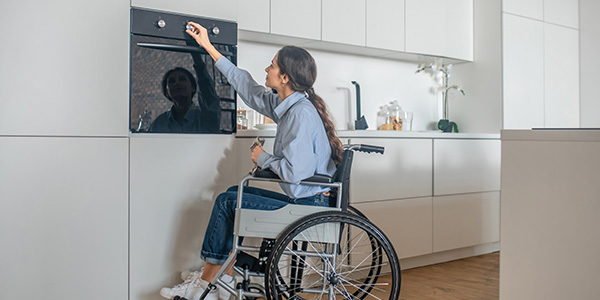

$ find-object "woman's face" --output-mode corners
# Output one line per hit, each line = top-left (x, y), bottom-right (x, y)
(166, 70), (194, 105)
(265, 54), (287, 90)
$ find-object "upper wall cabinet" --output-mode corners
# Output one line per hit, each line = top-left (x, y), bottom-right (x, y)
(131, 0), (238, 21)
(322, 0), (366, 46)
(238, 0), (471, 61)
(405, 0), (473, 61)
(271, 0), (321, 40)
(366, 0), (405, 51)
(238, 0), (269, 32)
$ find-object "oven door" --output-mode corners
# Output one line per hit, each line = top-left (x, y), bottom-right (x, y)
(130, 34), (236, 134)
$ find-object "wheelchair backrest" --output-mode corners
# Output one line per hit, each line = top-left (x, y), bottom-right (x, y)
(330, 149), (354, 210)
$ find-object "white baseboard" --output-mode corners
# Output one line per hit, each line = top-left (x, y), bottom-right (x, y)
(400, 242), (500, 270)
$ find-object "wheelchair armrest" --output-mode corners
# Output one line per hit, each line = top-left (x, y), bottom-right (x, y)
(252, 169), (333, 183)
(252, 168), (281, 179)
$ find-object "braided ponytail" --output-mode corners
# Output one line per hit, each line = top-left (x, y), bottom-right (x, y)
(306, 88), (343, 164)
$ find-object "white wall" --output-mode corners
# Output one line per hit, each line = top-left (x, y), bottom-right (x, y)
(237, 41), (440, 131)
(579, 0), (600, 128)
(452, 0), (503, 133)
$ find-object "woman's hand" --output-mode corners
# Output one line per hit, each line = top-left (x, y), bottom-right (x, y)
(251, 144), (265, 164)
(186, 22), (223, 62)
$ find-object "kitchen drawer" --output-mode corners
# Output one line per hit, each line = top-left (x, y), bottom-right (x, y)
(353, 197), (433, 259)
(350, 138), (433, 202)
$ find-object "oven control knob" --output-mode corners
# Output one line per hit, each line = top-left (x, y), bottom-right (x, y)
(157, 19), (166, 28)
(186, 24), (194, 31)
(211, 26), (220, 35)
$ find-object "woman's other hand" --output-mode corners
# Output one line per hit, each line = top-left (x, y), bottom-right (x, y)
(186, 22), (223, 61)
(251, 144), (265, 164)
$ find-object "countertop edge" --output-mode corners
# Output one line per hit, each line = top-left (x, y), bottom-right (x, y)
(236, 129), (500, 139)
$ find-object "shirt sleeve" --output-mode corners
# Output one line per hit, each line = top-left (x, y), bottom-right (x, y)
(215, 57), (280, 122)
(256, 108), (318, 184)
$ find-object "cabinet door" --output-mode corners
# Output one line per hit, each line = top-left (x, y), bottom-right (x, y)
(433, 192), (500, 252)
(502, 0), (543, 20)
(433, 139), (501, 195)
(0, 0), (129, 137)
(544, 24), (580, 128)
(444, 0), (473, 61)
(271, 0), (321, 40)
(349, 138), (432, 202)
(405, 0), (445, 56)
(544, 0), (579, 28)
(238, 0), (270, 32)
(503, 13), (545, 129)
(131, 0), (238, 21)
(405, 0), (473, 60)
(129, 135), (239, 300)
(353, 197), (433, 259)
(322, 0), (366, 46)
(0, 137), (128, 300)
(366, 0), (405, 51)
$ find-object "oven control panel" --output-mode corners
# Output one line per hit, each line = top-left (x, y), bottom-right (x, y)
(131, 8), (236, 45)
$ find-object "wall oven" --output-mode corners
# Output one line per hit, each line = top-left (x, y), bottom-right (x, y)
(130, 8), (237, 134)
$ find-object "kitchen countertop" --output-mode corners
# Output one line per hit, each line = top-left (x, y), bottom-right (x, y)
(236, 129), (500, 139)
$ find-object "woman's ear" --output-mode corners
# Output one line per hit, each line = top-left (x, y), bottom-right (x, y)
(280, 73), (289, 84)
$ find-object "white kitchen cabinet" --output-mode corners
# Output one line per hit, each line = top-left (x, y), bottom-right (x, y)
(502, 14), (545, 129)
(433, 192), (500, 252)
(322, 0), (366, 46)
(405, 0), (445, 57)
(433, 139), (501, 195)
(0, 137), (128, 300)
(502, 0), (543, 20)
(238, 0), (269, 33)
(129, 135), (242, 300)
(366, 0), (405, 51)
(0, 0), (129, 137)
(349, 138), (433, 202)
(131, 0), (238, 21)
(544, 0), (579, 28)
(353, 197), (433, 259)
(405, 0), (473, 61)
(544, 24), (580, 128)
(271, 0), (321, 40)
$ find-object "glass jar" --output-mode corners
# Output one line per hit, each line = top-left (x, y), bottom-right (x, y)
(388, 101), (402, 131)
(377, 105), (391, 130)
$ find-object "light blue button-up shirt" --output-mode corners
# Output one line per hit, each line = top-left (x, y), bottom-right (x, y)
(216, 57), (337, 199)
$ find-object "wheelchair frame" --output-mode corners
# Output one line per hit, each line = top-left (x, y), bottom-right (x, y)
(192, 144), (401, 300)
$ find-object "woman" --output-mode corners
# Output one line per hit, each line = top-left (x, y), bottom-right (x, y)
(160, 22), (343, 300)
(149, 54), (221, 133)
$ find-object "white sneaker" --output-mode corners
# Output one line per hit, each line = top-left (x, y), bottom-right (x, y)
(160, 276), (235, 300)
(160, 278), (218, 300)
(181, 269), (203, 281)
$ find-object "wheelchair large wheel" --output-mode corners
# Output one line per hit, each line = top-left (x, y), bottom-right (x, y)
(265, 211), (401, 300)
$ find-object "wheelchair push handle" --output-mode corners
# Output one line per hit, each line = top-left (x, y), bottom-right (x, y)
(344, 144), (385, 154)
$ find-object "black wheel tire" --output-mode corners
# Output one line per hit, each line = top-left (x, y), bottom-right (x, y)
(264, 211), (401, 300)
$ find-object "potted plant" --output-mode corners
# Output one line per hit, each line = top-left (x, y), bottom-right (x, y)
(416, 63), (465, 132)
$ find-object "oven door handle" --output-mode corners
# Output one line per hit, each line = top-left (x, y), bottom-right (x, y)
(136, 42), (233, 56)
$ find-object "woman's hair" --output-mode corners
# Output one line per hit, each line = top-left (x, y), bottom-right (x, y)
(161, 67), (197, 101)
(276, 46), (343, 165)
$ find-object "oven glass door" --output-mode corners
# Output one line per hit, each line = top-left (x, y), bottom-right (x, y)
(130, 35), (236, 133)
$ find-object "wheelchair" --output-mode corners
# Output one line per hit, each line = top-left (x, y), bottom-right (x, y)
(182, 144), (401, 300)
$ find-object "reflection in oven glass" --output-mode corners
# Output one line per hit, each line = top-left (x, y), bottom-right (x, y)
(130, 35), (236, 133)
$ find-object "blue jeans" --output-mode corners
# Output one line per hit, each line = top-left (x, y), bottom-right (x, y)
(200, 186), (330, 265)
